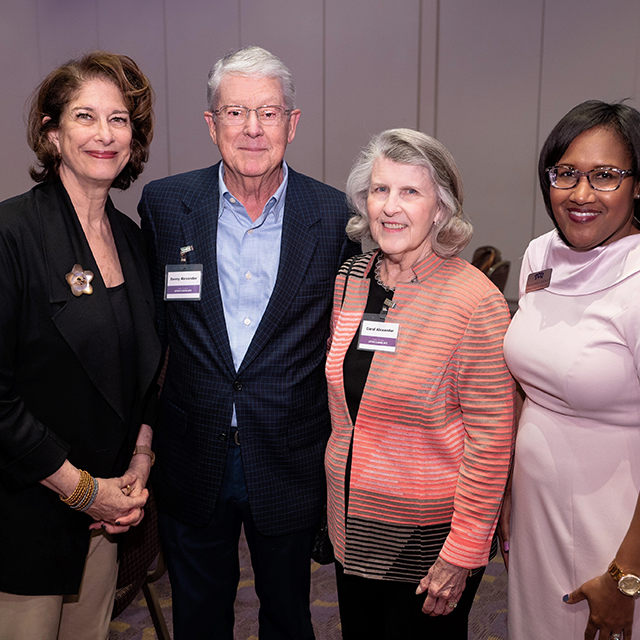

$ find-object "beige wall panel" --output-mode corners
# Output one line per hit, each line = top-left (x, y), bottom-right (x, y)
(1, 0), (102, 203)
(533, 0), (640, 238)
(4, 0), (640, 262)
(324, 0), (422, 192)
(163, 0), (239, 180)
(636, 25), (640, 104)
(0, 1), (41, 201)
(436, 0), (544, 301)
(35, 0), (100, 70)
(240, 0), (324, 180)
(96, 0), (169, 218)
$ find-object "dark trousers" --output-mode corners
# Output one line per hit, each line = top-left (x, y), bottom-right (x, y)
(335, 561), (485, 639)
(158, 439), (317, 640)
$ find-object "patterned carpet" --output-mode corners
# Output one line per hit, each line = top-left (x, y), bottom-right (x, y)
(108, 531), (508, 640)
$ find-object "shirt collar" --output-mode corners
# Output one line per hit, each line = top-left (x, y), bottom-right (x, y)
(218, 161), (289, 223)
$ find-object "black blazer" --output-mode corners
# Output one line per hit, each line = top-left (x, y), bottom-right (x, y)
(140, 163), (358, 535)
(0, 180), (161, 595)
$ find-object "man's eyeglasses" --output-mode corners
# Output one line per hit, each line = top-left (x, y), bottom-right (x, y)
(213, 105), (291, 126)
(546, 165), (634, 192)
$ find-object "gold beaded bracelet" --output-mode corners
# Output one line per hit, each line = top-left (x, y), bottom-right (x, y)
(59, 469), (92, 507)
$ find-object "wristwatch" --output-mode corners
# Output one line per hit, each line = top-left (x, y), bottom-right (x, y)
(133, 445), (155, 467)
(608, 560), (640, 596)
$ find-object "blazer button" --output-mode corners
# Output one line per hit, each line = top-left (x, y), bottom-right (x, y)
(219, 432), (228, 441)
(233, 380), (243, 391)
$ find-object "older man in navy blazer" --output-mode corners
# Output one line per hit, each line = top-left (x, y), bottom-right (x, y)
(139, 46), (357, 640)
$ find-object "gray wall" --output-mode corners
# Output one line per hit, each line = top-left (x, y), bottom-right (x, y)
(1, 0), (639, 301)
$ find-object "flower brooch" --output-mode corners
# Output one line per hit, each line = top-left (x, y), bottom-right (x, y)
(65, 264), (94, 297)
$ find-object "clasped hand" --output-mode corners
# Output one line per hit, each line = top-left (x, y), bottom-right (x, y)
(87, 469), (149, 534)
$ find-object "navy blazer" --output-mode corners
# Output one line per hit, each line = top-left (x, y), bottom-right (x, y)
(0, 180), (161, 594)
(139, 163), (358, 535)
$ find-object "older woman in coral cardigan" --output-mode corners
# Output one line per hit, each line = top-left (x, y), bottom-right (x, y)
(325, 128), (515, 640)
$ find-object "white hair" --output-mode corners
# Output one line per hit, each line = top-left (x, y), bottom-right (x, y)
(345, 128), (473, 259)
(207, 45), (296, 111)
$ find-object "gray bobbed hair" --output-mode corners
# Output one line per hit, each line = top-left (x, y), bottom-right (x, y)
(346, 128), (473, 259)
(207, 45), (296, 111)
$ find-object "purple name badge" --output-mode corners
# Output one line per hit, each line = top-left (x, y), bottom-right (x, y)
(165, 264), (203, 301)
(357, 320), (399, 353)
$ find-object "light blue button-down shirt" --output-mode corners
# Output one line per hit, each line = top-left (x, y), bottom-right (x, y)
(216, 162), (288, 375)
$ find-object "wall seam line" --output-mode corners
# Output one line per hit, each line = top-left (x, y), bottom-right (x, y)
(162, 0), (172, 176)
(433, 0), (440, 137)
(417, 0), (423, 131)
(322, 0), (327, 183)
(532, 0), (546, 239)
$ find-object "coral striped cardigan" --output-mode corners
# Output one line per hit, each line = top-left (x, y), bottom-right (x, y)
(325, 250), (515, 582)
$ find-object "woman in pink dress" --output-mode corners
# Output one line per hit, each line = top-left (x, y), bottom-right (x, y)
(503, 101), (640, 640)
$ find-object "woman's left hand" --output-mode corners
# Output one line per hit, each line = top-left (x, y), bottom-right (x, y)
(564, 573), (635, 639)
(89, 424), (153, 534)
(416, 557), (469, 616)
(89, 462), (150, 533)
(86, 471), (147, 534)
(122, 448), (153, 499)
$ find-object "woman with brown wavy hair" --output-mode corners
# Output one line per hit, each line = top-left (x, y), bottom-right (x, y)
(0, 51), (161, 639)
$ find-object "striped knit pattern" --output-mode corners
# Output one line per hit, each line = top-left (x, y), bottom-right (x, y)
(325, 251), (515, 582)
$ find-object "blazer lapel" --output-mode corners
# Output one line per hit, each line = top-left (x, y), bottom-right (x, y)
(238, 172), (320, 373)
(42, 182), (127, 424)
(179, 172), (236, 376)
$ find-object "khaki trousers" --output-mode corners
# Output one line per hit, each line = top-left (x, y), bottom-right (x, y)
(0, 529), (118, 640)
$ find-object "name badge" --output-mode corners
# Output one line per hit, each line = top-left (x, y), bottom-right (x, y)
(525, 268), (552, 293)
(358, 315), (400, 353)
(165, 264), (203, 300)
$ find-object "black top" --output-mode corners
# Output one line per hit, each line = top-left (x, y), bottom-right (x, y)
(342, 265), (395, 424)
(107, 282), (137, 426)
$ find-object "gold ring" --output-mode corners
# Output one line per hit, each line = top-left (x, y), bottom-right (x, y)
(446, 601), (457, 609)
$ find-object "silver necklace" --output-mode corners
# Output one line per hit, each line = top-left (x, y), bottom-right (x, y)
(374, 253), (395, 292)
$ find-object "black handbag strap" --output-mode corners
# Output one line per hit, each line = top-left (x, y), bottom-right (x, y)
(340, 255), (359, 310)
